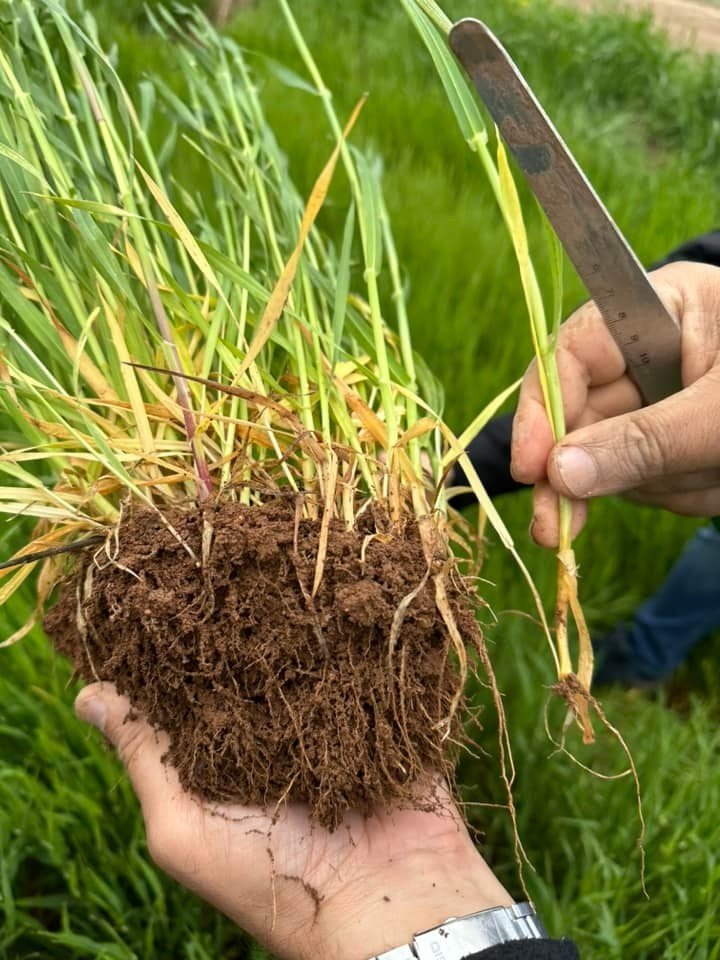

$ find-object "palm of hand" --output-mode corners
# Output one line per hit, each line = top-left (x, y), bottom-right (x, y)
(77, 683), (505, 960)
(166, 789), (469, 955)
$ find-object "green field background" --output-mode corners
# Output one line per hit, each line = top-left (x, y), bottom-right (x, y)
(2, 0), (720, 957)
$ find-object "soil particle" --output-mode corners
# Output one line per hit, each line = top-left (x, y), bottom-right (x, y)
(46, 498), (481, 828)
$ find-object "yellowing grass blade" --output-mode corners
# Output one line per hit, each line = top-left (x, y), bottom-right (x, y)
(395, 417), (436, 448)
(101, 297), (155, 454)
(311, 452), (339, 599)
(442, 378), (521, 470)
(236, 96), (367, 380)
(338, 384), (388, 448)
(0, 563), (38, 610)
(496, 140), (553, 419)
(137, 163), (226, 303)
(437, 421), (558, 675)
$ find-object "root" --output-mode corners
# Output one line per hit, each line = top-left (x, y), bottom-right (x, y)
(554, 550), (594, 744)
(388, 569), (431, 663)
(267, 772), (300, 932)
(433, 570), (468, 734)
(75, 565), (100, 683)
(46, 498), (469, 829)
(551, 675), (647, 895)
(472, 636), (533, 896)
(311, 454), (338, 599)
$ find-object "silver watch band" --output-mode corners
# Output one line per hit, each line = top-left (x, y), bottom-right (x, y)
(371, 902), (548, 960)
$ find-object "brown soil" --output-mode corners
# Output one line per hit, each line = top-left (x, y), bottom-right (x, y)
(45, 498), (481, 828)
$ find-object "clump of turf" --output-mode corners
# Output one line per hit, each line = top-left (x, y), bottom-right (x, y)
(1, 0), (530, 829)
(46, 499), (480, 827)
(3, 0), (588, 832)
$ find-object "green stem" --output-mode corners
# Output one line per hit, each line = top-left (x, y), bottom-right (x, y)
(414, 0), (453, 33)
(366, 267), (398, 448)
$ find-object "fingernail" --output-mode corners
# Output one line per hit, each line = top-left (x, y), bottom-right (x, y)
(555, 447), (597, 498)
(76, 694), (107, 733)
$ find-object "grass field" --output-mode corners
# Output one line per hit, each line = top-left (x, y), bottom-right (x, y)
(2, 0), (720, 957)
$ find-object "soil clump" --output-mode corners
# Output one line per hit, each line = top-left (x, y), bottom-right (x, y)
(45, 498), (480, 828)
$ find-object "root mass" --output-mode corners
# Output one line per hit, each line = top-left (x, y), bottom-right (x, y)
(46, 499), (479, 828)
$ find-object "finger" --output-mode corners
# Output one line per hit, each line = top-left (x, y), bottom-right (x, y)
(511, 370), (642, 490)
(75, 683), (178, 815)
(650, 261), (720, 385)
(529, 482), (588, 549)
(512, 304), (634, 484)
(577, 377), (644, 427)
(511, 376), (555, 484)
(511, 369), (640, 485)
(547, 367), (720, 500)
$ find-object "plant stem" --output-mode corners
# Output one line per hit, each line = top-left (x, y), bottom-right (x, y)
(414, 0), (453, 33)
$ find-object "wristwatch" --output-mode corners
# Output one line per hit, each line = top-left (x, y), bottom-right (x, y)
(370, 902), (548, 960)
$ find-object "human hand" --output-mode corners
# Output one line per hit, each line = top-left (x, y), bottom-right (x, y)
(75, 683), (511, 960)
(511, 261), (720, 547)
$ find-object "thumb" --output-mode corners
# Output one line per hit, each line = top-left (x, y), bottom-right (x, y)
(75, 682), (177, 813)
(547, 370), (720, 499)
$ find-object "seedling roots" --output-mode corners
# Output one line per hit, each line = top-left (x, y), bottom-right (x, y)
(45, 497), (482, 829)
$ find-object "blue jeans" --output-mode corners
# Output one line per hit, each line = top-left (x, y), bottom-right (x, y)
(625, 525), (720, 680)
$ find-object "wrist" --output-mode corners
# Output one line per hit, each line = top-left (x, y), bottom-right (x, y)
(305, 842), (512, 960)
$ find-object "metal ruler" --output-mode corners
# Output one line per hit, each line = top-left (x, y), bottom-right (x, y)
(449, 18), (683, 406)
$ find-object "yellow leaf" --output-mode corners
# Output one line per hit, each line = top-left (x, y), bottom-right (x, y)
(311, 453), (339, 599)
(497, 139), (530, 269)
(395, 417), (436, 448)
(0, 486), (83, 505)
(100, 295), (155, 454)
(236, 96), (367, 380)
(0, 564), (36, 608)
(123, 237), (145, 284)
(497, 139), (553, 418)
(343, 388), (387, 447)
(138, 164), (225, 301)
(56, 309), (118, 401)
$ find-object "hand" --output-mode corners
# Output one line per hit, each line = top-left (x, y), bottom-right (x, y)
(511, 261), (720, 547)
(75, 683), (511, 960)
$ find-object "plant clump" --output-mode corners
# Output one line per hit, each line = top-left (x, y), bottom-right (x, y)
(0, 0), (515, 827)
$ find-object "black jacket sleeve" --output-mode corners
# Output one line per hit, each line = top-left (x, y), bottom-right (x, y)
(650, 228), (720, 270)
(466, 940), (580, 960)
(449, 411), (525, 510)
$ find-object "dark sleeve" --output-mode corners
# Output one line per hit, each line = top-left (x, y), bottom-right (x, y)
(449, 412), (527, 510)
(465, 940), (580, 960)
(650, 229), (720, 270)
